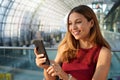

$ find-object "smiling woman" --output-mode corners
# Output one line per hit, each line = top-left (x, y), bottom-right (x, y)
(68, 12), (94, 40)
(34, 5), (112, 80)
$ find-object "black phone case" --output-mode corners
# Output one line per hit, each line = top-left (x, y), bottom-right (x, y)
(32, 39), (50, 65)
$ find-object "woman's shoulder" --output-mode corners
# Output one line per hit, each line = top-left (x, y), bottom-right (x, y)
(100, 46), (111, 54)
(99, 46), (112, 60)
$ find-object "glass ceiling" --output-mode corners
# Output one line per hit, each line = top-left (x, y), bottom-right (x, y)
(0, 0), (115, 46)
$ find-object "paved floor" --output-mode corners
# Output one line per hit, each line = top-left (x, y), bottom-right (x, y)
(13, 70), (43, 80)
(0, 65), (44, 80)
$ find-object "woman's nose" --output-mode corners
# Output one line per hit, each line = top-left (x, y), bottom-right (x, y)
(71, 24), (77, 29)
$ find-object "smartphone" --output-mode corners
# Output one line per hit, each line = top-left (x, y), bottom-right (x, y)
(32, 39), (50, 65)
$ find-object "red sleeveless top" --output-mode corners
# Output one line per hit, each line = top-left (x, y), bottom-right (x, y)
(62, 45), (102, 80)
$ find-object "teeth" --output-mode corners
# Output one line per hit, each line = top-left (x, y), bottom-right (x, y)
(74, 31), (79, 35)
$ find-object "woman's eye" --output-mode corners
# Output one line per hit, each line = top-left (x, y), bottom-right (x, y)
(76, 21), (82, 23)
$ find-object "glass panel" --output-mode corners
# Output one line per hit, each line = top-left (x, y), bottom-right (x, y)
(0, 23), (2, 30)
(12, 2), (19, 9)
(0, 47), (120, 80)
(6, 16), (12, 23)
(1, 0), (10, 7)
(4, 31), (11, 37)
(0, 32), (2, 39)
(5, 24), (11, 31)
(0, 15), (3, 22)
(13, 17), (20, 23)
(0, 47), (57, 80)
(2, 16), (7, 23)
(2, 37), (11, 46)
(0, 7), (6, 14)
(8, 9), (15, 16)
(14, 10), (22, 17)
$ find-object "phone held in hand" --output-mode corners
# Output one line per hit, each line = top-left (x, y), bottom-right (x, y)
(32, 39), (50, 65)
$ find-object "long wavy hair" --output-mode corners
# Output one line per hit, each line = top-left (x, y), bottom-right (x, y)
(58, 5), (111, 62)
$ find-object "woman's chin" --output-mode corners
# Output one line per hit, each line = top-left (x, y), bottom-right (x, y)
(74, 37), (80, 40)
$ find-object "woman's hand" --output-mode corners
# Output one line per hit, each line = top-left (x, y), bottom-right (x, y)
(34, 48), (49, 69)
(46, 61), (63, 78)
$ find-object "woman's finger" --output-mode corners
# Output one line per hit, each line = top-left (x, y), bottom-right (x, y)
(36, 54), (44, 58)
(51, 71), (57, 76)
(36, 57), (46, 65)
(47, 66), (54, 73)
(46, 64), (58, 76)
(47, 66), (57, 76)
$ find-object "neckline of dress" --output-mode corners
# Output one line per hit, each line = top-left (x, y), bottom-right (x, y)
(79, 45), (97, 51)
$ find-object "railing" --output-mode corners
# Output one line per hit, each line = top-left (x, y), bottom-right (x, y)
(0, 46), (57, 80)
(0, 47), (120, 80)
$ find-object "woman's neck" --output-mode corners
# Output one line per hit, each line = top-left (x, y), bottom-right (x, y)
(79, 40), (94, 49)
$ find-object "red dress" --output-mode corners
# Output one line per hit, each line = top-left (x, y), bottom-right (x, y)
(62, 46), (102, 80)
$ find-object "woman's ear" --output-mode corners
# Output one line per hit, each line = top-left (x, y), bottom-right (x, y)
(90, 19), (94, 28)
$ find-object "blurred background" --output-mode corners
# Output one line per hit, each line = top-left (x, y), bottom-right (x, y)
(0, 0), (120, 80)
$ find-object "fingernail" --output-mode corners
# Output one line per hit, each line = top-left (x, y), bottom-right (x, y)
(44, 58), (46, 60)
(41, 54), (44, 56)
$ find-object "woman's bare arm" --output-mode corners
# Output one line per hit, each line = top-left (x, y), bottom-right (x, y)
(92, 47), (112, 80)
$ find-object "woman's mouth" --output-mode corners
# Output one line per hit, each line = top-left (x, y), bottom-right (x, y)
(73, 30), (81, 35)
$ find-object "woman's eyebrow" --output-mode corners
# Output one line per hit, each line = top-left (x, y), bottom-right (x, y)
(76, 18), (82, 20)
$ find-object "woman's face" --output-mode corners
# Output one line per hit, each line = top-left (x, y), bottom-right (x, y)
(68, 12), (93, 40)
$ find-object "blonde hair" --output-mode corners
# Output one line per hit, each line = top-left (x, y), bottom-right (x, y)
(58, 5), (111, 62)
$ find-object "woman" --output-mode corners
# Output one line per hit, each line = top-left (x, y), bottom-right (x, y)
(34, 5), (111, 80)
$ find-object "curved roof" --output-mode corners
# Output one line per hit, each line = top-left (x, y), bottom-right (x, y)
(0, 0), (113, 46)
